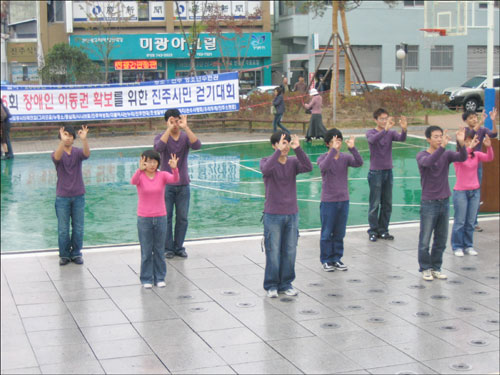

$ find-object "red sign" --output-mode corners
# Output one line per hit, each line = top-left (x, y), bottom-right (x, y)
(114, 60), (158, 70)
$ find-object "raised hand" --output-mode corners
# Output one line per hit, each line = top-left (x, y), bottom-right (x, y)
(179, 115), (188, 130)
(78, 125), (88, 140)
(290, 134), (300, 149)
(139, 156), (147, 171)
(489, 107), (498, 123)
(455, 127), (465, 146)
(469, 134), (480, 149)
(385, 116), (395, 131)
(277, 133), (287, 151)
(442, 129), (450, 148)
(399, 115), (407, 131)
(167, 116), (175, 130)
(168, 153), (179, 169)
(59, 127), (67, 142)
(483, 134), (491, 148)
(345, 135), (356, 149)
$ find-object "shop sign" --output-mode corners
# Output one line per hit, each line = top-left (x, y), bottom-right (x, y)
(114, 60), (158, 70)
(1, 72), (239, 122)
(7, 42), (37, 63)
(175, 1), (260, 20)
(70, 32), (271, 60)
(73, 1), (138, 22)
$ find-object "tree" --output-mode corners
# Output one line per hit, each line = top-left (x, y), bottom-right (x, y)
(39, 43), (102, 84)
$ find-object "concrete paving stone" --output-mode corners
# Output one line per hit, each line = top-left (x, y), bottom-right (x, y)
(174, 366), (235, 374)
(27, 328), (86, 348)
(58, 288), (109, 302)
(65, 298), (117, 314)
(319, 330), (387, 352)
(90, 337), (153, 360)
(12, 290), (62, 305)
(132, 319), (194, 339)
(122, 306), (179, 323)
(198, 327), (263, 347)
(230, 273), (266, 293)
(476, 296), (500, 312)
(7, 281), (57, 295)
(191, 275), (244, 291)
(231, 359), (302, 375)
(17, 301), (69, 318)
(206, 255), (255, 267)
(87, 264), (140, 287)
(52, 277), (101, 292)
(269, 336), (362, 374)
(195, 285), (258, 304)
(170, 302), (243, 332)
(169, 258), (215, 270)
(422, 350), (499, 374)
(367, 362), (438, 374)
(99, 355), (169, 374)
(331, 299), (390, 317)
(81, 323), (140, 343)
(369, 324), (433, 346)
(247, 319), (315, 341)
(305, 288), (370, 306)
(154, 288), (213, 306)
(343, 345), (415, 369)
(345, 310), (417, 331)
(155, 345), (226, 372)
(298, 317), (364, 336)
(266, 295), (340, 322)
(0, 366), (41, 374)
(217, 263), (264, 277)
(23, 313), (77, 332)
(144, 329), (206, 352)
(39, 360), (104, 374)
(32, 342), (97, 366)
(213, 342), (283, 365)
(1, 333), (32, 352)
(0, 348), (38, 372)
(233, 307), (293, 327)
(397, 333), (468, 361)
(42, 264), (95, 282)
(110, 293), (172, 311)
(176, 267), (229, 281)
(465, 313), (500, 332)
(217, 296), (273, 315)
(72, 309), (129, 327)
(0, 316), (26, 337)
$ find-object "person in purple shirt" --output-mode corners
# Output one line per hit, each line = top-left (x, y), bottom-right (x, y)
(462, 108), (498, 232)
(366, 108), (407, 242)
(154, 109), (201, 259)
(52, 125), (90, 266)
(317, 128), (363, 272)
(260, 132), (313, 298)
(416, 126), (466, 281)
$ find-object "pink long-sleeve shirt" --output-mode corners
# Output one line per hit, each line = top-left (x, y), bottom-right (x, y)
(131, 169), (179, 217)
(453, 147), (494, 191)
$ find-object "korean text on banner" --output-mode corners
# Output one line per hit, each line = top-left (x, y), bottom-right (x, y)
(0, 72), (239, 123)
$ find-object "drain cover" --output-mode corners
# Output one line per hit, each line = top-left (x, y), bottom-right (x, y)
(396, 372), (417, 375)
(447, 279), (463, 285)
(347, 279), (362, 283)
(461, 266), (476, 271)
(387, 275), (403, 280)
(280, 297), (295, 303)
(485, 276), (499, 280)
(299, 309), (319, 316)
(236, 302), (255, 308)
(188, 307), (207, 312)
(408, 284), (426, 289)
(449, 363), (472, 371)
(307, 282), (324, 287)
(457, 306), (476, 312)
(368, 317), (385, 323)
(320, 322), (340, 329)
(472, 290), (489, 295)
(327, 293), (343, 298)
(368, 289), (385, 293)
(346, 305), (363, 310)
(177, 295), (193, 300)
(486, 319), (499, 324)
(468, 339), (489, 347)
(439, 325), (458, 331)
(431, 294), (449, 300)
(390, 300), (408, 306)
(414, 311), (432, 317)
(221, 290), (239, 296)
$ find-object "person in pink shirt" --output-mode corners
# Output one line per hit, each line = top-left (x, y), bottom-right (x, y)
(131, 150), (179, 289)
(451, 134), (494, 257)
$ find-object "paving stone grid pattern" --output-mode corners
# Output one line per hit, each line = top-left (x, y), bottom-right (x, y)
(1, 219), (499, 374)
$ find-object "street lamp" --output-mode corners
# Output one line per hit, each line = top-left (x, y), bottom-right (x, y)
(396, 43), (407, 89)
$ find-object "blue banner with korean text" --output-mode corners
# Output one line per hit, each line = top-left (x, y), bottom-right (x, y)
(0, 72), (239, 123)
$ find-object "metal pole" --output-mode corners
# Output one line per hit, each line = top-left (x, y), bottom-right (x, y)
(400, 43), (406, 89)
(486, 1), (494, 88)
(332, 33), (337, 127)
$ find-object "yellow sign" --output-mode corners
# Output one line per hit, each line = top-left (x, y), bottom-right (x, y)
(7, 42), (37, 63)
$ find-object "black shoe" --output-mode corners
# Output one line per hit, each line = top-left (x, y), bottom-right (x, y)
(59, 257), (71, 266)
(322, 262), (335, 272)
(369, 234), (378, 242)
(379, 233), (394, 240)
(176, 249), (188, 258)
(332, 261), (348, 271)
(72, 256), (84, 265)
(165, 251), (175, 259)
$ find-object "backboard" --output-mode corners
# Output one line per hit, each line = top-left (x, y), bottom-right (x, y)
(423, 1), (468, 37)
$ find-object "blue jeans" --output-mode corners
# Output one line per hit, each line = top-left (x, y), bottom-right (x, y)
(138, 215), (167, 285)
(418, 198), (449, 272)
(263, 213), (299, 292)
(272, 113), (290, 133)
(55, 195), (85, 259)
(474, 164), (483, 226)
(451, 189), (480, 250)
(367, 169), (393, 235)
(165, 185), (190, 254)
(320, 201), (349, 264)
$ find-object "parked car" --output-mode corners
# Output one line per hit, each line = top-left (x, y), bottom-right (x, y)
(240, 85), (278, 100)
(442, 75), (500, 112)
(351, 83), (405, 96)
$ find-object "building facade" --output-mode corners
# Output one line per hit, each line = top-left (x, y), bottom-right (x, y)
(273, 1), (500, 92)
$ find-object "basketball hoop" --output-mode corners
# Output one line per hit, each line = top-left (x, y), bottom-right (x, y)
(420, 28), (447, 37)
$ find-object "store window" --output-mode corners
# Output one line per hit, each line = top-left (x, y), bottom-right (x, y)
(48, 0), (65, 22)
(431, 45), (453, 70)
(403, 1), (424, 6)
(395, 45), (419, 70)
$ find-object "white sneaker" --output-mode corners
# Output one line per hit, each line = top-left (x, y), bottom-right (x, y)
(157, 281), (166, 288)
(431, 270), (448, 280)
(267, 289), (278, 298)
(422, 269), (433, 281)
(143, 283), (153, 289)
(284, 288), (298, 296)
(464, 247), (478, 256)
(454, 249), (464, 257)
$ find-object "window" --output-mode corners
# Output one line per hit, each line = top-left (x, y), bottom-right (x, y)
(479, 1), (499, 8)
(431, 45), (453, 70)
(404, 1), (424, 6)
(47, 0), (65, 23)
(395, 45), (419, 70)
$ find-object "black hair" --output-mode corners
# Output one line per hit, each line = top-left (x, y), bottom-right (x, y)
(274, 87), (282, 95)
(270, 131), (291, 145)
(459, 131), (475, 158)
(425, 125), (443, 139)
(373, 108), (388, 120)
(58, 125), (76, 140)
(324, 128), (343, 145)
(164, 108), (181, 121)
(462, 110), (477, 122)
(141, 149), (161, 168)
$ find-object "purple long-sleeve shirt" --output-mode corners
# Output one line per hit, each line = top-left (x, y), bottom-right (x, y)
(366, 128), (407, 170)
(154, 132), (201, 185)
(465, 126), (497, 152)
(260, 147), (313, 215)
(317, 147), (363, 202)
(52, 147), (89, 197)
(416, 146), (467, 201)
